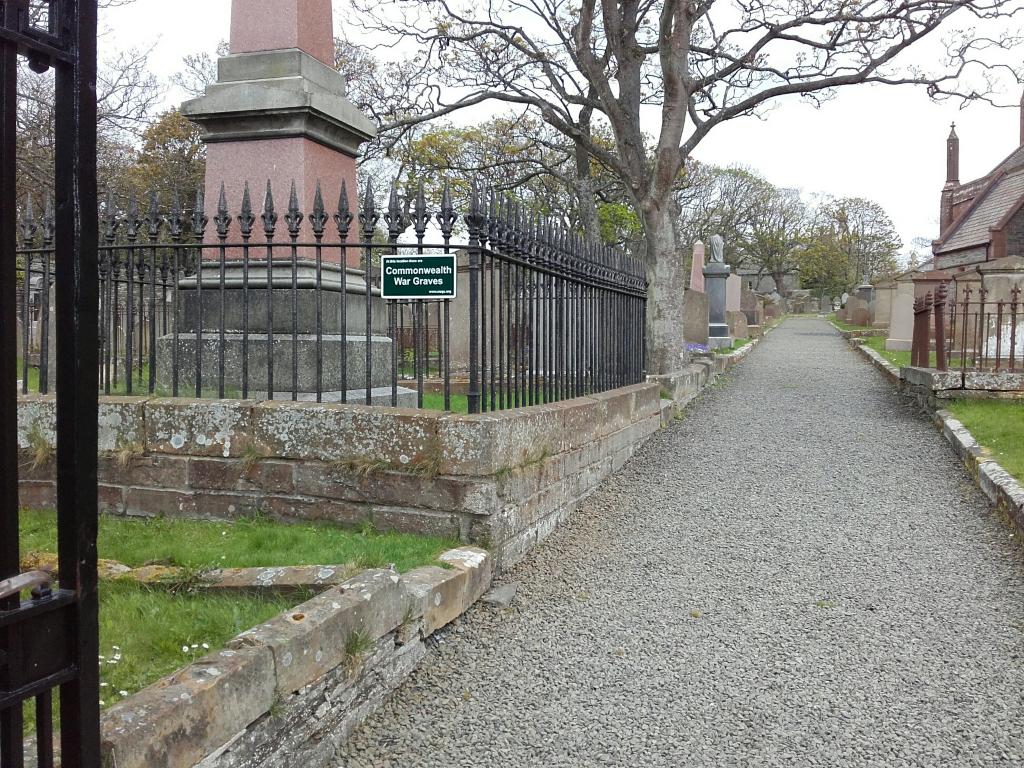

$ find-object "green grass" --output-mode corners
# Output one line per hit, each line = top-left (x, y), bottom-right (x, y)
(828, 313), (869, 333)
(713, 338), (752, 355)
(420, 391), (470, 413)
(19, 509), (457, 573)
(861, 335), (911, 368)
(946, 400), (1024, 482)
(15, 357), (240, 398)
(18, 510), (457, 734)
(23, 582), (290, 734)
(860, 335), (966, 370)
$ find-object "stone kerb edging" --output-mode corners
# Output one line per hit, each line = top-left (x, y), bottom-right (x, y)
(853, 342), (901, 383)
(714, 337), (761, 373)
(100, 546), (492, 768)
(931, 411), (1024, 532)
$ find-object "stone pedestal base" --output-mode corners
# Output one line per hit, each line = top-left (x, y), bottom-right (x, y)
(708, 324), (733, 350)
(156, 333), (396, 397)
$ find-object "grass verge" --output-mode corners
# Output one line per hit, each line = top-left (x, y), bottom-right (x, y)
(23, 582), (290, 734)
(713, 338), (752, 355)
(946, 400), (1024, 482)
(19, 509), (457, 573)
(18, 510), (458, 734)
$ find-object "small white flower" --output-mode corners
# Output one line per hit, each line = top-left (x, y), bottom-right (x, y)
(112, 645), (120, 651)
(100, 683), (108, 688)
(107, 660), (118, 665)
(191, 644), (198, 649)
(119, 690), (128, 697)
(201, 643), (209, 649)
(99, 700), (105, 706)
(182, 645), (189, 653)
(98, 655), (105, 660)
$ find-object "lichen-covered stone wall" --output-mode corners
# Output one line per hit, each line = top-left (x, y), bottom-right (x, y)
(17, 383), (663, 565)
(99, 547), (491, 768)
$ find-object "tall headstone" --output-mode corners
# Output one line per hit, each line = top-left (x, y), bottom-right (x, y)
(703, 234), (733, 349)
(689, 241), (706, 292)
(725, 274), (741, 313)
(183, 0), (376, 260)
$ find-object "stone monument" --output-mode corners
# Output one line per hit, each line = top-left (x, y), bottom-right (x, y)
(182, 0), (375, 255)
(164, 0), (409, 404)
(886, 272), (916, 351)
(703, 234), (733, 349)
(689, 241), (706, 293)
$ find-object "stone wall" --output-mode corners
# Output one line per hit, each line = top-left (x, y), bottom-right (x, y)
(899, 366), (1024, 410)
(100, 546), (491, 768)
(17, 383), (663, 566)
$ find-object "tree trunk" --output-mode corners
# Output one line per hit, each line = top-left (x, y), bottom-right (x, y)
(641, 203), (687, 375)
(772, 270), (788, 296)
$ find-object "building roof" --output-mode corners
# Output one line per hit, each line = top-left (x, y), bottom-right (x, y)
(937, 163), (1024, 254)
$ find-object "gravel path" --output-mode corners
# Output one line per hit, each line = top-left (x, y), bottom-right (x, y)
(341, 317), (1024, 768)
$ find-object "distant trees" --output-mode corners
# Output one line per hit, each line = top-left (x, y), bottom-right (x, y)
(17, 1), (160, 206)
(676, 164), (901, 297)
(349, 0), (1022, 373)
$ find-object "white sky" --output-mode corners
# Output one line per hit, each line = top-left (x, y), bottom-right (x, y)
(104, 0), (1022, 255)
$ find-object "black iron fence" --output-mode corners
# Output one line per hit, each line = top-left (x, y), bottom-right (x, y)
(911, 282), (1023, 372)
(15, 179), (648, 413)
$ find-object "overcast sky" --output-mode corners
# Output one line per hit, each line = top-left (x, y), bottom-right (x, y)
(104, 0), (1022, 256)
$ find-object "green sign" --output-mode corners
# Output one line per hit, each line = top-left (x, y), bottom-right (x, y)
(380, 255), (457, 300)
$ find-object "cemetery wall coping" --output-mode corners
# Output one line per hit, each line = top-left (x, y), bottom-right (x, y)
(853, 342), (901, 383)
(931, 410), (1024, 531)
(99, 546), (492, 768)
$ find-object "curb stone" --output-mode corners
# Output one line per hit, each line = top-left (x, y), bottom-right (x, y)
(932, 410), (1024, 532)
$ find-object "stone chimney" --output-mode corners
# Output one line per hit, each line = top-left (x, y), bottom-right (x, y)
(939, 123), (960, 234)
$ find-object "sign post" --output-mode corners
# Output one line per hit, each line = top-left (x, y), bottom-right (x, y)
(380, 255), (458, 300)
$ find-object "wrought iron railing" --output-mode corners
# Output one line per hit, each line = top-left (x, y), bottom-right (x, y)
(911, 283), (1023, 373)
(15, 179), (648, 413)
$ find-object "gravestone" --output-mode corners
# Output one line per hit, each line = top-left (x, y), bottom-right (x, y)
(885, 279), (914, 351)
(683, 289), (709, 345)
(725, 274), (742, 313)
(871, 282), (896, 329)
(689, 241), (705, 293)
(727, 310), (749, 340)
(849, 298), (871, 327)
(703, 235), (732, 349)
(741, 285), (764, 326)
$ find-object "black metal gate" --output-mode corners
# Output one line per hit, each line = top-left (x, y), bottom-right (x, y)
(0, 2), (99, 767)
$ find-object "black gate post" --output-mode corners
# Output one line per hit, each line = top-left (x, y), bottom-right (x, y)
(54, 0), (101, 763)
(0, 2), (100, 766)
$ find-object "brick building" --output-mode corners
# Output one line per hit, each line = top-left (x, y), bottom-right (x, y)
(933, 92), (1024, 271)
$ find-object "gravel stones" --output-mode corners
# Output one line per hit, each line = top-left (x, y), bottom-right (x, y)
(339, 317), (1024, 768)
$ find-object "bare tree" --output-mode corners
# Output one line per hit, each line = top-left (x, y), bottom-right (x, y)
(351, 0), (1023, 373)
(18, 0), (160, 203)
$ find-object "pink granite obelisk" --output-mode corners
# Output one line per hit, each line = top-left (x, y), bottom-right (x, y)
(689, 241), (706, 292)
(230, 0), (335, 66)
(183, 0), (376, 262)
